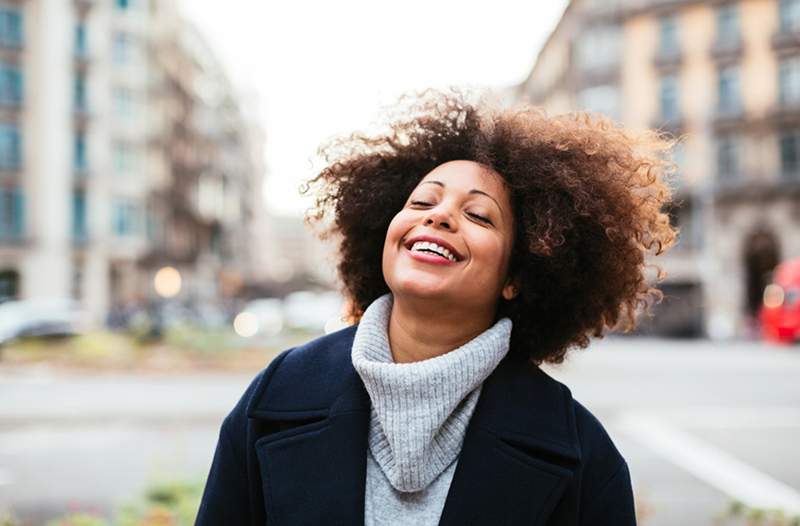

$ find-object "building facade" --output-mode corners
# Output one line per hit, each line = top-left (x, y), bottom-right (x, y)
(514, 0), (800, 340)
(0, 0), (267, 325)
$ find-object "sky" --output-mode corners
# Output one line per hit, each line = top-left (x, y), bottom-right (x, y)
(177, 0), (568, 217)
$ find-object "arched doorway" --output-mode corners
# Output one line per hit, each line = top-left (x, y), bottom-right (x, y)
(0, 269), (19, 302)
(743, 227), (781, 318)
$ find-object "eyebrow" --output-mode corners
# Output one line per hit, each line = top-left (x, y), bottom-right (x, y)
(419, 180), (503, 213)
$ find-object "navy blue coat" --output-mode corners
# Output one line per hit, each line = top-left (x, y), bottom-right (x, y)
(196, 324), (637, 525)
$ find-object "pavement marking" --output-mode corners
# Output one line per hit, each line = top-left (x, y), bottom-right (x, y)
(619, 412), (800, 514)
(646, 407), (800, 429)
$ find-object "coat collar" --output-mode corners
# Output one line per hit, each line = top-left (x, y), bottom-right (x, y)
(246, 325), (581, 525)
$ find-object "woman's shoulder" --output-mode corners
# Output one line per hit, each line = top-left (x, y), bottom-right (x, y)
(269, 323), (358, 377)
(236, 324), (360, 419)
(569, 396), (629, 485)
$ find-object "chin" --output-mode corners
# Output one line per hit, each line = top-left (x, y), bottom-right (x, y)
(390, 279), (453, 302)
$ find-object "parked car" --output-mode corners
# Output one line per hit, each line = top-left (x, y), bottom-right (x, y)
(0, 298), (89, 345)
(283, 290), (346, 333)
(759, 257), (800, 344)
(233, 298), (284, 338)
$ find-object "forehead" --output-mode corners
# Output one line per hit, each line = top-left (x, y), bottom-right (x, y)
(417, 160), (508, 196)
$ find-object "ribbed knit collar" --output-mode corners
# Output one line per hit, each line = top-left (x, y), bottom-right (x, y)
(351, 293), (512, 493)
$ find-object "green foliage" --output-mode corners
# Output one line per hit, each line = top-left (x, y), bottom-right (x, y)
(114, 478), (203, 526)
(162, 323), (235, 354)
(715, 498), (800, 526)
(46, 512), (110, 526)
(12, 477), (207, 526)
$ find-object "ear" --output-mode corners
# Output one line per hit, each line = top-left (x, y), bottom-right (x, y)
(501, 276), (519, 300)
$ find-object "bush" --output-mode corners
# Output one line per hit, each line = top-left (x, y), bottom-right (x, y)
(0, 477), (205, 526)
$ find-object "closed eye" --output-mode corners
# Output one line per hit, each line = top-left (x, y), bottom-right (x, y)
(468, 212), (492, 225)
(410, 200), (431, 206)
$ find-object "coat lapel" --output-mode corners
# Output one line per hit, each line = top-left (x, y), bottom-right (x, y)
(245, 325), (371, 526)
(438, 356), (582, 526)
(250, 362), (371, 526)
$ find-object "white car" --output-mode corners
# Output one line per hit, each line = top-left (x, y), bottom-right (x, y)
(0, 298), (89, 345)
(283, 290), (348, 333)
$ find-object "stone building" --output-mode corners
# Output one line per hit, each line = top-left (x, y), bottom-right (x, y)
(512, 0), (800, 340)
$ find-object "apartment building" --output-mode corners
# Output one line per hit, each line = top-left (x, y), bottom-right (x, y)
(0, 0), (267, 324)
(513, 0), (800, 340)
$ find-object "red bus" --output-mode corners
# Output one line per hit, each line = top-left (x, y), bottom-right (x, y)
(759, 256), (800, 344)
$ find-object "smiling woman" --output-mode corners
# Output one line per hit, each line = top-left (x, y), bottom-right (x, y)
(196, 88), (679, 525)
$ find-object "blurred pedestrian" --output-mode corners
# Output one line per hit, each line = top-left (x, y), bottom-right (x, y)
(196, 88), (678, 525)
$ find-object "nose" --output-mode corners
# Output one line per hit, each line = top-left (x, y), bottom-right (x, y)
(424, 206), (454, 230)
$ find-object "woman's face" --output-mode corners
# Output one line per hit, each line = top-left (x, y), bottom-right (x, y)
(382, 160), (517, 315)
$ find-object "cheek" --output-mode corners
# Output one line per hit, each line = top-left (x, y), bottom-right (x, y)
(473, 234), (507, 262)
(471, 233), (513, 282)
(382, 214), (407, 263)
(384, 214), (405, 247)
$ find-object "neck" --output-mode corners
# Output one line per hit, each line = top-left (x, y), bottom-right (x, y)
(387, 294), (497, 363)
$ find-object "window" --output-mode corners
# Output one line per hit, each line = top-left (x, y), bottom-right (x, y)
(113, 142), (137, 173)
(74, 75), (87, 112)
(72, 191), (87, 240)
(116, 0), (131, 9)
(780, 130), (800, 178)
(113, 87), (133, 117)
(74, 135), (87, 171)
(0, 124), (20, 169)
(779, 0), (800, 33)
(75, 24), (87, 57)
(0, 63), (21, 106)
(0, 188), (23, 239)
(716, 4), (740, 47)
(717, 135), (741, 182)
(577, 85), (621, 120)
(659, 75), (680, 122)
(112, 198), (140, 237)
(718, 66), (741, 115)
(112, 33), (130, 64)
(658, 15), (680, 57)
(779, 57), (800, 107)
(0, 9), (22, 48)
(575, 25), (621, 71)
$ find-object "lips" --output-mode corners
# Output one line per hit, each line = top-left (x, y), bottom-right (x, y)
(403, 234), (465, 262)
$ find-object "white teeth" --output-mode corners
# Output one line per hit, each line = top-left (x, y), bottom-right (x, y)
(410, 241), (457, 262)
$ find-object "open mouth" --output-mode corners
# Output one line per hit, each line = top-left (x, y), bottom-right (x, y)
(404, 240), (463, 263)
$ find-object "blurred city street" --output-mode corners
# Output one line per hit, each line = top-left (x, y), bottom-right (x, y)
(0, 336), (797, 525)
(0, 0), (800, 523)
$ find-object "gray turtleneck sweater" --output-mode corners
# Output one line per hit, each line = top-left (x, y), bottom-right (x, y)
(351, 293), (513, 525)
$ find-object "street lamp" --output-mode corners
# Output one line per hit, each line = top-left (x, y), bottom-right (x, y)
(154, 266), (182, 298)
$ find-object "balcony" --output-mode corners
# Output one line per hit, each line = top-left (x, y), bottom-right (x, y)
(0, 98), (23, 121)
(573, 62), (621, 89)
(710, 37), (743, 64)
(772, 29), (800, 55)
(712, 104), (746, 131)
(73, 102), (91, 130)
(578, 1), (625, 24)
(765, 99), (800, 126)
(712, 173), (800, 204)
(74, 0), (95, 15)
(653, 47), (682, 71)
(74, 50), (91, 69)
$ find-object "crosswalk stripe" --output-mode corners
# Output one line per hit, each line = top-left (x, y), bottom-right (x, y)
(619, 412), (800, 514)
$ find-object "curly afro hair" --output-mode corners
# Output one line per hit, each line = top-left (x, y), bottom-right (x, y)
(302, 88), (679, 365)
